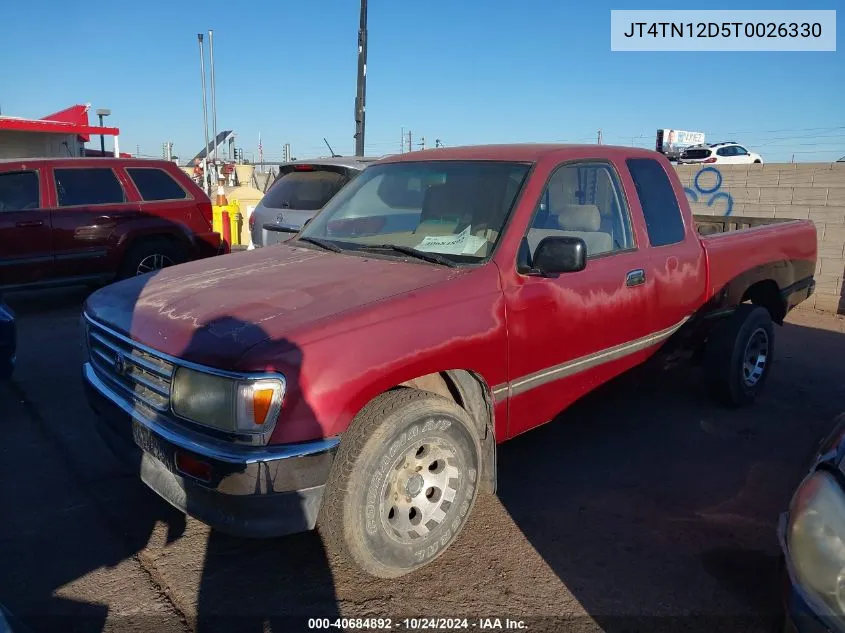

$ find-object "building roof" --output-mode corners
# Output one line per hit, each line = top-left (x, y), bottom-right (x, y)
(0, 104), (119, 139)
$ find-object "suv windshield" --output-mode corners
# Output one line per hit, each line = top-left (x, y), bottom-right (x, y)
(298, 161), (531, 263)
(261, 167), (352, 211)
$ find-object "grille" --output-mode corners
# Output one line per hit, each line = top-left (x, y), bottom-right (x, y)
(86, 318), (175, 414)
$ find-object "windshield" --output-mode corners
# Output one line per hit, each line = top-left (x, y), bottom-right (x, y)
(297, 160), (531, 263)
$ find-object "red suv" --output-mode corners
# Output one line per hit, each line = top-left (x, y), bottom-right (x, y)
(0, 157), (228, 291)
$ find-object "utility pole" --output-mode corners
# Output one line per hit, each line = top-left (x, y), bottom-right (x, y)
(407, 130), (412, 153)
(597, 129), (603, 145)
(354, 0), (368, 156)
(400, 127), (404, 153)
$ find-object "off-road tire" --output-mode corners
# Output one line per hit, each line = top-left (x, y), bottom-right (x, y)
(705, 303), (774, 407)
(117, 238), (187, 280)
(318, 388), (482, 578)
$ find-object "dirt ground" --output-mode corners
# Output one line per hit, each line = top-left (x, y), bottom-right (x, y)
(1, 286), (844, 633)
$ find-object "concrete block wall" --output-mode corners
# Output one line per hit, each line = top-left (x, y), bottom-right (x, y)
(673, 162), (845, 315)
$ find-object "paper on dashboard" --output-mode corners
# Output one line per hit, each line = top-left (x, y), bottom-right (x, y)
(415, 225), (487, 255)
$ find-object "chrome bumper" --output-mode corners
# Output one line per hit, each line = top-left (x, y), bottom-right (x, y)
(83, 362), (339, 537)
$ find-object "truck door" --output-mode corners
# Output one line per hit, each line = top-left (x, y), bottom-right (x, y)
(49, 165), (139, 281)
(503, 159), (659, 438)
(623, 157), (707, 334)
(0, 167), (53, 288)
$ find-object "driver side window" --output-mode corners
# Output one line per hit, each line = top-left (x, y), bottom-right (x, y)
(0, 170), (40, 212)
(526, 162), (634, 259)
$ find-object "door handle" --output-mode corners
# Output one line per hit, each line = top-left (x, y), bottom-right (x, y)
(15, 220), (44, 228)
(626, 269), (646, 287)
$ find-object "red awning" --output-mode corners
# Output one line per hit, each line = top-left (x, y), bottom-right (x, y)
(0, 118), (119, 136)
(0, 104), (119, 140)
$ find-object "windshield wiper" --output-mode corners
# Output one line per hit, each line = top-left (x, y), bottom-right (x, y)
(297, 236), (343, 253)
(358, 244), (458, 268)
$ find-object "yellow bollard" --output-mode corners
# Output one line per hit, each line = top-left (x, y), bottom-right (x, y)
(230, 200), (242, 246)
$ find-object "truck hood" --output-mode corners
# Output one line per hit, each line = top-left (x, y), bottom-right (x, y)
(84, 243), (459, 367)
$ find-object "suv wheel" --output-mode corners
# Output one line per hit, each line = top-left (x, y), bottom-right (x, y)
(118, 239), (187, 279)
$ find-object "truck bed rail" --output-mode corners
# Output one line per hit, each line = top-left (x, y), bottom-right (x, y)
(693, 214), (796, 237)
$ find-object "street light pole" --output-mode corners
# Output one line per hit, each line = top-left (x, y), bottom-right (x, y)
(197, 33), (211, 193)
(209, 29), (219, 165)
(354, 0), (368, 157)
(96, 108), (111, 156)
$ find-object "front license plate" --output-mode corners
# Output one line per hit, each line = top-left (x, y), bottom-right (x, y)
(132, 423), (175, 472)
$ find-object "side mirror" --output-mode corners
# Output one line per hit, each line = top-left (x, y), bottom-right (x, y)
(531, 236), (587, 275)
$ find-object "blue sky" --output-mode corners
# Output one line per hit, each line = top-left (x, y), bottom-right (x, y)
(1, 0), (842, 163)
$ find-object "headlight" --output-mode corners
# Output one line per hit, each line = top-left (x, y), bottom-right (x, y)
(787, 470), (845, 616)
(171, 366), (285, 436)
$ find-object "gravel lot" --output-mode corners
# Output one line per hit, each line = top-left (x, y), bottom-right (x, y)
(2, 285), (844, 633)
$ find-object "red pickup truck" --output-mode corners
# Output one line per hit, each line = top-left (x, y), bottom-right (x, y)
(0, 157), (227, 291)
(81, 144), (817, 579)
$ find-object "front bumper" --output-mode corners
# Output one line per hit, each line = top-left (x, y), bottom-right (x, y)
(83, 362), (339, 538)
(778, 512), (845, 633)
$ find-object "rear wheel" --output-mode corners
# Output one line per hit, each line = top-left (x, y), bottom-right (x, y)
(705, 304), (774, 407)
(118, 239), (187, 280)
(318, 389), (482, 578)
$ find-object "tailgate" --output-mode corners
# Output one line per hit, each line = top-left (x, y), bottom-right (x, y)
(699, 214), (817, 303)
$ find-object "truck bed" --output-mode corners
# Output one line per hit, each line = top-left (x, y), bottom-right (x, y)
(696, 214), (818, 316)
(694, 214), (798, 236)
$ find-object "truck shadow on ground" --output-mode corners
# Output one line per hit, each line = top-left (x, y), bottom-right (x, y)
(2, 280), (340, 632)
(495, 317), (845, 631)
(1, 281), (190, 633)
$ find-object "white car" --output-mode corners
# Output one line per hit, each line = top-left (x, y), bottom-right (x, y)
(679, 142), (763, 165)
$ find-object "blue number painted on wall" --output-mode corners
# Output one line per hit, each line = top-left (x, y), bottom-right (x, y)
(684, 166), (734, 216)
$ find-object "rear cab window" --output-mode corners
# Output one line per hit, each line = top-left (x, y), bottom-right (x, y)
(262, 166), (352, 211)
(625, 158), (686, 247)
(127, 167), (189, 201)
(54, 168), (125, 207)
(0, 170), (40, 212)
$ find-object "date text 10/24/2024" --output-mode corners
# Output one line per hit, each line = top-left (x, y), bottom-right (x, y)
(308, 618), (528, 630)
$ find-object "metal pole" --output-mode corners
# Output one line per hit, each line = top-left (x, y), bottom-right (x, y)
(354, 0), (368, 156)
(209, 29), (219, 165)
(98, 114), (105, 155)
(198, 33), (211, 194)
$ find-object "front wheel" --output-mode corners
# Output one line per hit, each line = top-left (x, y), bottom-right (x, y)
(705, 304), (775, 407)
(318, 389), (482, 578)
